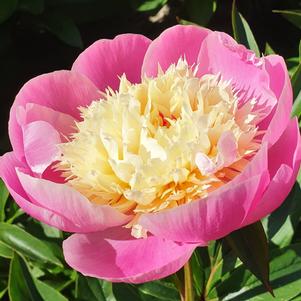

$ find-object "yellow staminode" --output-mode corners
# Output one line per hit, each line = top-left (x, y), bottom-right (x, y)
(57, 59), (260, 237)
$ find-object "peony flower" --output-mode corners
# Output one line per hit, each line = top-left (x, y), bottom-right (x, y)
(0, 25), (300, 283)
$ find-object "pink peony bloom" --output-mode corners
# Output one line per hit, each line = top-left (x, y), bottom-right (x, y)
(1, 25), (300, 283)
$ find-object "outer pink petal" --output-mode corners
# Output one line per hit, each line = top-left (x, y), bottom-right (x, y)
(140, 173), (267, 245)
(63, 227), (197, 283)
(23, 121), (61, 174)
(142, 25), (211, 77)
(244, 118), (301, 224)
(267, 118), (300, 177)
(0, 153), (131, 232)
(197, 31), (276, 117)
(0, 152), (86, 232)
(262, 55), (293, 146)
(139, 144), (270, 244)
(72, 34), (151, 91)
(16, 170), (131, 232)
(9, 70), (100, 162)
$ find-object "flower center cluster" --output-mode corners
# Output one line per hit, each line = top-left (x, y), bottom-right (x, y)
(57, 59), (262, 237)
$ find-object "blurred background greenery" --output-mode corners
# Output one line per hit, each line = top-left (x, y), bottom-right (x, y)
(1, 1), (301, 300)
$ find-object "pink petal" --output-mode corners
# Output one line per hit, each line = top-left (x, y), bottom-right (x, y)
(16, 104), (76, 176)
(262, 55), (293, 146)
(244, 118), (301, 224)
(63, 227), (197, 283)
(195, 152), (216, 175)
(217, 131), (238, 166)
(195, 132), (238, 176)
(268, 117), (300, 177)
(16, 103), (76, 141)
(234, 143), (269, 183)
(245, 165), (293, 225)
(16, 169), (131, 232)
(0, 154), (131, 232)
(23, 121), (61, 174)
(264, 55), (287, 99)
(140, 173), (267, 244)
(9, 70), (100, 162)
(140, 144), (270, 244)
(197, 31), (276, 118)
(142, 25), (211, 77)
(0, 152), (85, 232)
(72, 34), (151, 91)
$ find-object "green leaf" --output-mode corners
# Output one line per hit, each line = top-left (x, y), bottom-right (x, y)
(40, 222), (62, 238)
(0, 241), (13, 258)
(99, 280), (116, 301)
(133, 0), (167, 12)
(292, 40), (301, 118)
(190, 249), (205, 297)
(8, 252), (43, 301)
(291, 63), (301, 118)
(18, 0), (44, 14)
(177, 18), (198, 26)
(264, 183), (301, 247)
(35, 280), (68, 301)
(225, 221), (272, 294)
(205, 242), (240, 297)
(0, 287), (7, 299)
(205, 241), (223, 295)
(264, 43), (275, 55)
(42, 12), (83, 48)
(210, 243), (301, 300)
(273, 10), (301, 30)
(0, 223), (62, 266)
(0, 0), (18, 24)
(138, 280), (180, 301)
(113, 283), (142, 301)
(231, 0), (260, 56)
(6, 208), (24, 224)
(287, 57), (299, 77)
(0, 179), (9, 222)
(77, 275), (106, 301)
(181, 0), (216, 26)
(292, 63), (301, 98)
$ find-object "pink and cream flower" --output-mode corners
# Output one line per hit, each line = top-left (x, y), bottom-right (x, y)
(0, 25), (300, 283)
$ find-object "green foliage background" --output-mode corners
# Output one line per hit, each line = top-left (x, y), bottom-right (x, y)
(0, 0), (301, 300)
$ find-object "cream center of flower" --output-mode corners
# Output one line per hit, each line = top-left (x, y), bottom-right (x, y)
(57, 59), (262, 237)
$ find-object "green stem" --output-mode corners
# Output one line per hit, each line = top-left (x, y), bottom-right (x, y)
(184, 260), (194, 301)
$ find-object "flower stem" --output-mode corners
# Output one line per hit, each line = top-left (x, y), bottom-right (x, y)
(184, 260), (194, 301)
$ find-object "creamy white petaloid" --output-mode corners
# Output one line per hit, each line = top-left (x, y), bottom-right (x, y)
(57, 59), (262, 238)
